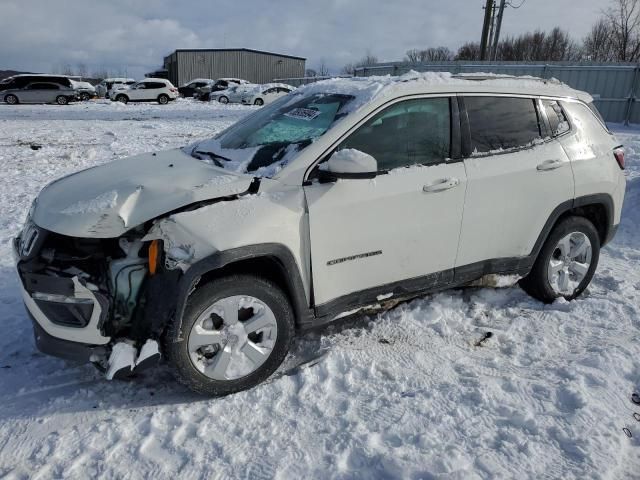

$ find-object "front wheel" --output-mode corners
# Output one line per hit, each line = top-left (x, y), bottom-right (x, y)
(116, 95), (128, 104)
(165, 275), (295, 396)
(218, 96), (229, 104)
(158, 94), (169, 104)
(254, 98), (264, 106)
(520, 216), (600, 303)
(80, 92), (91, 101)
(56, 96), (68, 105)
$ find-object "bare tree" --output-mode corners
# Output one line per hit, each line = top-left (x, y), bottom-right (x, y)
(405, 47), (454, 62)
(76, 63), (88, 78)
(604, 0), (640, 61)
(583, 19), (615, 60)
(455, 42), (481, 60)
(342, 51), (378, 75)
(317, 58), (330, 76)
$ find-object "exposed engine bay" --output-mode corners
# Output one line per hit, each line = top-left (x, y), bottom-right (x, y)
(15, 222), (176, 377)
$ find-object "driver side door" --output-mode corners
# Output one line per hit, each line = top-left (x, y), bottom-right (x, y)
(303, 96), (467, 312)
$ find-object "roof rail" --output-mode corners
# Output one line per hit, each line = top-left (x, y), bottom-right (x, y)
(451, 73), (561, 84)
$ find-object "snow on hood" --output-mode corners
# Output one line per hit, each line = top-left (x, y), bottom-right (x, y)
(31, 148), (253, 238)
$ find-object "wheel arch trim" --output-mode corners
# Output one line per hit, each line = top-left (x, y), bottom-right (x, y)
(173, 243), (312, 336)
(531, 193), (615, 259)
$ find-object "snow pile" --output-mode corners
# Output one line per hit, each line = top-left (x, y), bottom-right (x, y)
(0, 103), (638, 479)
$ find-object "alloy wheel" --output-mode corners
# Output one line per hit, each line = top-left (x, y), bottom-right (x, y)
(187, 295), (278, 380)
(547, 232), (592, 296)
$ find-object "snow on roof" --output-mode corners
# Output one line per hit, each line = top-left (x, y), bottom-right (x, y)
(294, 71), (592, 112)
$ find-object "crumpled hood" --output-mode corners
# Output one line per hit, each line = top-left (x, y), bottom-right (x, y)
(32, 148), (254, 238)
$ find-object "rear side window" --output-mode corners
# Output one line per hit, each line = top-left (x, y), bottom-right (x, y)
(542, 100), (570, 136)
(339, 97), (451, 171)
(465, 97), (542, 154)
(144, 82), (165, 89)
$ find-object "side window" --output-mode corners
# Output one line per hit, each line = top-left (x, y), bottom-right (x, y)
(338, 97), (451, 171)
(542, 100), (570, 136)
(263, 88), (277, 94)
(145, 82), (164, 89)
(465, 97), (542, 154)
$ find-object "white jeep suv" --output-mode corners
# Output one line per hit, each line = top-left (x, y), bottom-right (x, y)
(14, 73), (626, 396)
(109, 78), (178, 104)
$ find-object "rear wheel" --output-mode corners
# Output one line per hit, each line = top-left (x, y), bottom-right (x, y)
(158, 94), (169, 104)
(165, 275), (295, 396)
(218, 96), (229, 104)
(520, 216), (600, 303)
(5, 94), (18, 105)
(56, 96), (68, 105)
(254, 98), (264, 106)
(116, 95), (128, 104)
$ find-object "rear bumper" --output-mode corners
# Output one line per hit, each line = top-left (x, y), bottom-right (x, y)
(604, 223), (619, 246)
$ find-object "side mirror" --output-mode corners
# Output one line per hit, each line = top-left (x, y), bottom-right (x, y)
(322, 149), (378, 180)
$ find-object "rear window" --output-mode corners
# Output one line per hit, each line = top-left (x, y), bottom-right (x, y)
(465, 96), (542, 154)
(542, 100), (570, 136)
(587, 102), (609, 130)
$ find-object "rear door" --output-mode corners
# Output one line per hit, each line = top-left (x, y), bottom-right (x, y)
(304, 96), (467, 308)
(455, 95), (574, 274)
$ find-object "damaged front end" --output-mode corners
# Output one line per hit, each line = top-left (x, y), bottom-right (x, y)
(14, 219), (180, 374)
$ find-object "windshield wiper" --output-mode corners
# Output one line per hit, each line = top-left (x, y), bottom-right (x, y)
(193, 150), (232, 168)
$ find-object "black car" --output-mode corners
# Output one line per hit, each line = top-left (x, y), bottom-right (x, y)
(1, 74), (74, 92)
(195, 78), (248, 101)
(178, 79), (214, 98)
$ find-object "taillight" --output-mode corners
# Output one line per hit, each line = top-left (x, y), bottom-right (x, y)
(170, 87), (177, 92)
(613, 147), (625, 170)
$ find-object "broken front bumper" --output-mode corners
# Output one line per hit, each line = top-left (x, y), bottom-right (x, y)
(13, 236), (112, 361)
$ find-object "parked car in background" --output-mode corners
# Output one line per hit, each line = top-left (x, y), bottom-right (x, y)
(211, 84), (257, 104)
(178, 78), (214, 97)
(70, 80), (96, 101)
(109, 78), (178, 104)
(95, 78), (136, 98)
(241, 84), (294, 105)
(195, 78), (250, 101)
(2, 81), (79, 105)
(0, 74), (74, 92)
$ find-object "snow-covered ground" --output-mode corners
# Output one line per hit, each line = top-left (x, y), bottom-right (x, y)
(0, 99), (639, 479)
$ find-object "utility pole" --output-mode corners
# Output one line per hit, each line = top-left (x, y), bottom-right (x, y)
(487, 1), (497, 60)
(480, 0), (494, 60)
(491, 0), (507, 61)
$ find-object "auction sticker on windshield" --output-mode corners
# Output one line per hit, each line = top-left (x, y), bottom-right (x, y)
(284, 107), (321, 121)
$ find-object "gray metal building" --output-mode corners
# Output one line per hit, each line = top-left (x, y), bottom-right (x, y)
(354, 61), (640, 124)
(163, 48), (306, 87)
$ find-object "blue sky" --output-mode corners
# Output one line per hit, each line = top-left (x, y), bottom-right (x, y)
(0, 0), (606, 79)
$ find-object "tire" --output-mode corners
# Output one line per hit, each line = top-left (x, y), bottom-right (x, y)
(158, 94), (169, 105)
(5, 94), (18, 105)
(116, 95), (128, 104)
(519, 216), (600, 303)
(56, 96), (69, 105)
(164, 275), (295, 396)
(80, 92), (91, 101)
(218, 96), (229, 104)
(254, 98), (264, 106)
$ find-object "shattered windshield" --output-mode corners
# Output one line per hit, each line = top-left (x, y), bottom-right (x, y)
(190, 92), (354, 177)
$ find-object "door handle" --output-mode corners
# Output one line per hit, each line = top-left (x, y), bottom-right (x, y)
(423, 177), (460, 193)
(536, 159), (564, 171)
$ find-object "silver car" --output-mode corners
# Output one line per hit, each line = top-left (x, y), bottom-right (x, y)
(3, 82), (79, 105)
